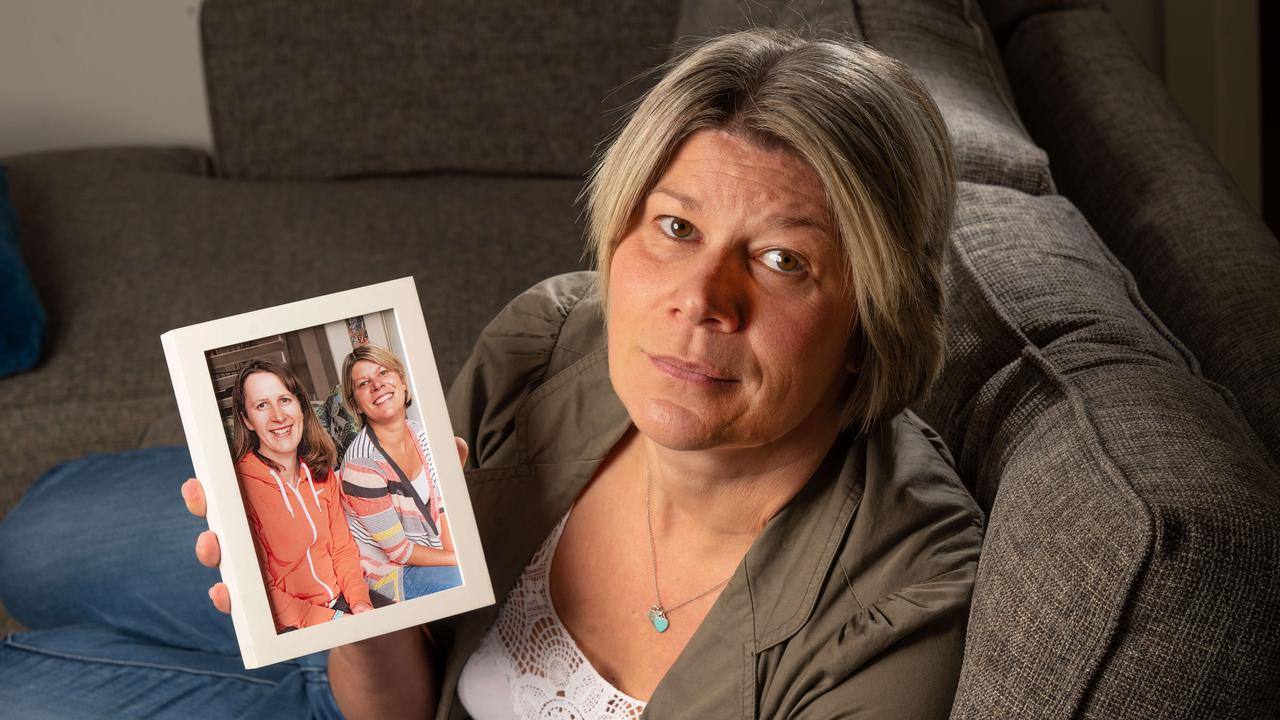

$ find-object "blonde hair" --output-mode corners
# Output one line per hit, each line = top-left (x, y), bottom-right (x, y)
(341, 344), (413, 428)
(584, 29), (957, 433)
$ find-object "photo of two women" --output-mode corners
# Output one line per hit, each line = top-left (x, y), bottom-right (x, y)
(205, 310), (460, 633)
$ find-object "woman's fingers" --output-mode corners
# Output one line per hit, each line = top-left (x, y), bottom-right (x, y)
(208, 583), (232, 614)
(181, 478), (207, 518)
(454, 437), (469, 466)
(195, 530), (221, 568)
(182, 479), (228, 614)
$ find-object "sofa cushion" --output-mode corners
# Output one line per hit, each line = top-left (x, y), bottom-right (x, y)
(854, 0), (1052, 195)
(674, 0), (1053, 196)
(917, 182), (1280, 718)
(1003, 7), (1280, 466)
(976, 0), (1104, 46)
(0, 148), (588, 518)
(0, 166), (46, 379)
(201, 0), (680, 180)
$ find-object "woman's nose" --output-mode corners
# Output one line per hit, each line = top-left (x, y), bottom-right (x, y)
(675, 248), (745, 332)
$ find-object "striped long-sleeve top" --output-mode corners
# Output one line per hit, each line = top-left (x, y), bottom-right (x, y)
(339, 419), (446, 603)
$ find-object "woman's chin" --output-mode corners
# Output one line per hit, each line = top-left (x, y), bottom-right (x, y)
(630, 397), (732, 451)
(260, 438), (300, 461)
(363, 405), (402, 427)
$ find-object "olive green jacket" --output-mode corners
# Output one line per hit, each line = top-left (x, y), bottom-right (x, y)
(437, 272), (984, 719)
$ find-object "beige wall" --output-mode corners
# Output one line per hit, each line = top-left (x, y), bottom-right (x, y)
(1106, 0), (1261, 212)
(0, 0), (211, 158)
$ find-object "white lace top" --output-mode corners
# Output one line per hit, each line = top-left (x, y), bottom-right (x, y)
(457, 510), (647, 719)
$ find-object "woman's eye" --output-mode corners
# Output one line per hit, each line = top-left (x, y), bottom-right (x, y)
(281, 396), (291, 404)
(658, 216), (698, 240)
(379, 368), (387, 376)
(762, 249), (806, 274)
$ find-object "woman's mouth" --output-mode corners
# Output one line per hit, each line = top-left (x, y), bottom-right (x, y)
(372, 391), (395, 406)
(649, 354), (736, 385)
(269, 424), (293, 438)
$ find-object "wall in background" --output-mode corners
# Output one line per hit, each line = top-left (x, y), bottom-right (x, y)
(0, 0), (211, 158)
(1106, 0), (1262, 214)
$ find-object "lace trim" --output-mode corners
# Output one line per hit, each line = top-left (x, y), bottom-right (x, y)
(472, 511), (647, 719)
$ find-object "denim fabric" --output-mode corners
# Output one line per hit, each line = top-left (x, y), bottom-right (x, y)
(0, 447), (343, 719)
(401, 564), (463, 601)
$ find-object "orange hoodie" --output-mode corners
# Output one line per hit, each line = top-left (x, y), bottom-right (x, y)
(236, 453), (372, 630)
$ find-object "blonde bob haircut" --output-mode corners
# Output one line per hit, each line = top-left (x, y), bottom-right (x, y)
(584, 29), (957, 433)
(340, 344), (414, 428)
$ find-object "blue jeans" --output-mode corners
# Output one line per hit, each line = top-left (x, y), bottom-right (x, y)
(401, 564), (463, 600)
(0, 448), (343, 719)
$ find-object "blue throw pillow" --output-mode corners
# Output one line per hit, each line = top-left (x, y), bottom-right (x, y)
(0, 165), (46, 377)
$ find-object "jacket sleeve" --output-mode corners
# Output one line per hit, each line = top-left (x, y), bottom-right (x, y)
(445, 271), (598, 470)
(787, 568), (972, 720)
(245, 503), (338, 629)
(340, 457), (415, 564)
(328, 479), (372, 608)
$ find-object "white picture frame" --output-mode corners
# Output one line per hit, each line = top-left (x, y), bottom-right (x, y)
(161, 277), (493, 668)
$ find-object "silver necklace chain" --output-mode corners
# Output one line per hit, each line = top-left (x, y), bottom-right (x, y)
(645, 466), (732, 619)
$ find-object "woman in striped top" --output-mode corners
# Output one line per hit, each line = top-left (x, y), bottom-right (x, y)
(338, 344), (461, 605)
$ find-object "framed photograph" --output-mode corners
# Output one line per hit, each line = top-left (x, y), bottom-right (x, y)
(161, 277), (493, 668)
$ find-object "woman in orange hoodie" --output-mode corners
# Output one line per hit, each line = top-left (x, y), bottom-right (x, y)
(230, 359), (373, 631)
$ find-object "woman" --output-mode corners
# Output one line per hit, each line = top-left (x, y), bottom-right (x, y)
(231, 359), (374, 630)
(192, 29), (982, 719)
(337, 344), (461, 604)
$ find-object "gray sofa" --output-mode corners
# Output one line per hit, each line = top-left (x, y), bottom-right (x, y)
(2, 0), (1277, 717)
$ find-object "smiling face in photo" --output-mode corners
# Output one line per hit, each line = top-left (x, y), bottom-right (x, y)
(350, 359), (408, 425)
(607, 129), (858, 452)
(241, 370), (305, 465)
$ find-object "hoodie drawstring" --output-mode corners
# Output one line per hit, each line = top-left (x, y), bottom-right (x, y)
(269, 468), (295, 518)
(268, 462), (336, 602)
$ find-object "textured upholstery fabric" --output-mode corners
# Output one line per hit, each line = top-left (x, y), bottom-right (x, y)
(916, 183), (1280, 719)
(675, 0), (863, 42)
(854, 0), (1052, 195)
(0, 167), (46, 378)
(0, 148), (588, 518)
(202, 0), (679, 180)
(675, 0), (1051, 196)
(977, 0), (1103, 46)
(1003, 9), (1280, 464)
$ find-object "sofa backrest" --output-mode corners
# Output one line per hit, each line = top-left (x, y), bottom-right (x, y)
(1000, 6), (1280, 467)
(201, 0), (680, 179)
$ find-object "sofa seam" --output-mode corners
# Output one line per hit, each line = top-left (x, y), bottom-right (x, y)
(950, 221), (1155, 718)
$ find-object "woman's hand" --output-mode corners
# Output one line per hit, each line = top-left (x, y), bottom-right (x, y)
(181, 478), (231, 614)
(351, 602), (374, 614)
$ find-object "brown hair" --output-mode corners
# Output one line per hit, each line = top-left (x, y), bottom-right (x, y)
(340, 344), (413, 428)
(583, 29), (957, 433)
(230, 359), (337, 480)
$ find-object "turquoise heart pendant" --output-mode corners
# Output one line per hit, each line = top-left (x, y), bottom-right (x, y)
(648, 606), (670, 633)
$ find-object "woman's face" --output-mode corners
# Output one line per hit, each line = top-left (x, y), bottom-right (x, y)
(241, 371), (305, 462)
(350, 359), (408, 426)
(607, 129), (858, 452)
